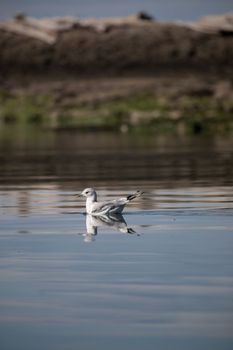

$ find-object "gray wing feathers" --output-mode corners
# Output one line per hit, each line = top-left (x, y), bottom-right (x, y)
(91, 201), (117, 215)
(91, 191), (143, 215)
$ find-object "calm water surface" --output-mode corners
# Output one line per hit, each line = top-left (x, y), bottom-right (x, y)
(0, 129), (233, 350)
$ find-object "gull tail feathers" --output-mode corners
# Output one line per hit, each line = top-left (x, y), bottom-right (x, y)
(127, 190), (144, 201)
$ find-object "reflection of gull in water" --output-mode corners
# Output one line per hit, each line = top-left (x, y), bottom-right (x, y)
(78, 188), (143, 215)
(83, 213), (136, 242)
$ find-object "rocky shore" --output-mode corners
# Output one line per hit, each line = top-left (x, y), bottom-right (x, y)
(1, 12), (233, 74)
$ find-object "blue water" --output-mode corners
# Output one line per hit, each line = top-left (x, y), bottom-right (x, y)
(1, 129), (233, 349)
(0, 183), (233, 350)
(0, 0), (232, 21)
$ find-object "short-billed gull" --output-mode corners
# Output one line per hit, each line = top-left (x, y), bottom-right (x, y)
(78, 188), (143, 216)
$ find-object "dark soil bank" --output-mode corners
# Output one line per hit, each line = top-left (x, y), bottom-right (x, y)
(0, 16), (233, 77)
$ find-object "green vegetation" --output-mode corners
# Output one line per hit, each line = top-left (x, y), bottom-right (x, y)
(0, 89), (232, 135)
(0, 91), (52, 125)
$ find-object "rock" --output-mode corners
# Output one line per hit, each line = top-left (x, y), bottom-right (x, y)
(130, 111), (161, 125)
(214, 81), (233, 99)
(14, 13), (27, 22)
(187, 12), (233, 34)
(136, 12), (154, 21)
(0, 15), (81, 44)
(168, 110), (182, 120)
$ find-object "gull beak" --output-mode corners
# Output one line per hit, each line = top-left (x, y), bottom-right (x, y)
(76, 193), (83, 197)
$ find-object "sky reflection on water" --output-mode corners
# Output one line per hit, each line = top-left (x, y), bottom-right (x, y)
(1, 182), (233, 350)
(0, 205), (233, 350)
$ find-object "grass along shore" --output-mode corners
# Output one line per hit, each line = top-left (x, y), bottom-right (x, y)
(0, 82), (233, 135)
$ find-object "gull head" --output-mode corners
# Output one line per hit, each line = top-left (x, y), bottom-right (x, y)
(79, 188), (97, 199)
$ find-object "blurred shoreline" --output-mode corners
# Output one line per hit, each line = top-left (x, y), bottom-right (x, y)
(0, 12), (233, 133)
